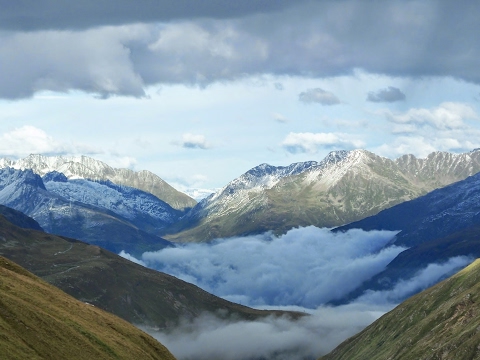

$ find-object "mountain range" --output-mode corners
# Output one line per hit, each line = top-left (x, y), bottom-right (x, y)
(0, 167), (175, 255)
(166, 149), (480, 242)
(0, 154), (196, 212)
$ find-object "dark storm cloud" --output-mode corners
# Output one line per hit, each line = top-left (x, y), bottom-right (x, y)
(3, 1), (480, 99)
(367, 86), (406, 103)
(0, 0), (311, 31)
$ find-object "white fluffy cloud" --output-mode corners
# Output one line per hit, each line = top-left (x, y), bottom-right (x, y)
(385, 102), (478, 131)
(123, 230), (474, 360)
(123, 227), (404, 308)
(179, 133), (211, 149)
(376, 102), (480, 157)
(0, 125), (101, 157)
(282, 132), (365, 154)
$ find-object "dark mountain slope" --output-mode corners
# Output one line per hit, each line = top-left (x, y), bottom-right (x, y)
(320, 259), (480, 360)
(337, 171), (480, 248)
(0, 214), (293, 329)
(334, 172), (480, 302)
(0, 255), (176, 360)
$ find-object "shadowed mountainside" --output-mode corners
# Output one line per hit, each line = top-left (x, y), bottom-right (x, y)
(0, 211), (297, 329)
(0, 255), (176, 360)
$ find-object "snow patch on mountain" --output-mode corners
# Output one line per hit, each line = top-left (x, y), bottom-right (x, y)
(44, 176), (178, 224)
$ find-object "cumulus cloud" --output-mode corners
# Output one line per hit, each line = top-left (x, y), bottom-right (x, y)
(298, 88), (341, 105)
(145, 303), (390, 360)
(178, 133), (211, 149)
(282, 132), (364, 154)
(376, 102), (480, 157)
(384, 102), (478, 131)
(367, 86), (405, 102)
(0, 125), (101, 158)
(122, 227), (404, 308)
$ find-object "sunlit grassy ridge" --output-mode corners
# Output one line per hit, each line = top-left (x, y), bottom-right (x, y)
(0, 256), (176, 360)
(320, 259), (480, 360)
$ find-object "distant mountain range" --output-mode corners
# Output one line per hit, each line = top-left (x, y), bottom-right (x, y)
(2, 150), (480, 247)
(0, 167), (174, 255)
(166, 149), (480, 242)
(0, 154), (196, 212)
(321, 259), (480, 360)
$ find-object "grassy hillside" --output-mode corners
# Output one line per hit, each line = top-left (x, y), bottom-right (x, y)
(0, 213), (294, 329)
(0, 255), (176, 360)
(320, 258), (480, 360)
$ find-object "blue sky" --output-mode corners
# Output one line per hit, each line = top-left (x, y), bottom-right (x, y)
(1, 1), (480, 197)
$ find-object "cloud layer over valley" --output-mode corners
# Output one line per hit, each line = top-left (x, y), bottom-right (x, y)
(122, 227), (404, 308)
(121, 227), (474, 359)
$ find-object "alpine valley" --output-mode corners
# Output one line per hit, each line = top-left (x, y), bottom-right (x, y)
(2, 149), (480, 359)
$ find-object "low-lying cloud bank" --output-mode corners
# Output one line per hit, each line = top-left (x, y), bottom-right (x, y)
(143, 303), (391, 360)
(122, 227), (404, 308)
(121, 227), (475, 360)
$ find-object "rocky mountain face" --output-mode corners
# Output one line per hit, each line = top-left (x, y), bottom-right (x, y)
(0, 255), (176, 360)
(166, 149), (480, 242)
(0, 212), (297, 330)
(320, 259), (480, 360)
(0, 154), (196, 212)
(0, 167), (173, 255)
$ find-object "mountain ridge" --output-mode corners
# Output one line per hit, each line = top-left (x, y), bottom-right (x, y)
(0, 154), (196, 212)
(166, 149), (480, 242)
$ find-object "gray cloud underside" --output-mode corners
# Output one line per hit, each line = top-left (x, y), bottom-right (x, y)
(0, 0), (310, 31)
(2, 1), (480, 98)
(367, 86), (406, 103)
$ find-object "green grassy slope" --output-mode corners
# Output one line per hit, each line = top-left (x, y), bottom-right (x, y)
(0, 256), (176, 360)
(320, 259), (480, 360)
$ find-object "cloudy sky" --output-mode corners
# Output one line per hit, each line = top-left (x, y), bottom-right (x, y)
(2, 0), (480, 197)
